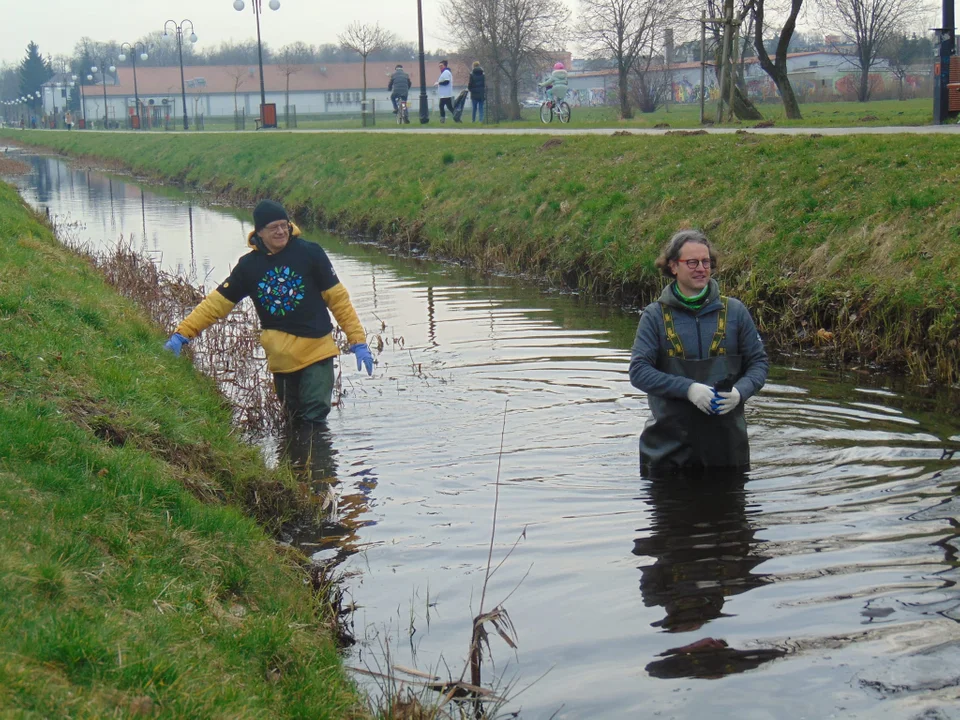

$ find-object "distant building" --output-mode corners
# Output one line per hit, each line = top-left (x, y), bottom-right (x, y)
(561, 52), (929, 107)
(42, 61), (473, 124)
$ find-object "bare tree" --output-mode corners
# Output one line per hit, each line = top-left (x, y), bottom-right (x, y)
(444, 0), (570, 120)
(753, 0), (805, 119)
(276, 49), (303, 117)
(705, 0), (763, 120)
(579, 0), (671, 119)
(277, 41), (316, 64)
(224, 66), (248, 115)
(821, 0), (928, 101)
(878, 30), (933, 100)
(630, 61), (672, 112)
(338, 22), (396, 101)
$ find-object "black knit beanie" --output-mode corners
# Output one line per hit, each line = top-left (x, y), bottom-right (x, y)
(253, 199), (288, 231)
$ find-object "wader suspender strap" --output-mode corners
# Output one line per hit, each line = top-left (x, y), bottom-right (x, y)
(709, 297), (729, 356)
(661, 297), (729, 359)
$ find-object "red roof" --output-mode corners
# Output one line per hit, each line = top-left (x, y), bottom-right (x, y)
(99, 62), (437, 96)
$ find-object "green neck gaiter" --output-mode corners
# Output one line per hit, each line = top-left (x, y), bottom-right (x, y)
(672, 281), (710, 310)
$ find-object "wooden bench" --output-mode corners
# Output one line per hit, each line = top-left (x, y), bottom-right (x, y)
(254, 117), (263, 130)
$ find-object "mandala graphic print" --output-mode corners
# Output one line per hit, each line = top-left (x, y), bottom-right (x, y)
(257, 266), (305, 316)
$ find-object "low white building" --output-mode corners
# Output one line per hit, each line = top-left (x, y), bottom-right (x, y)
(43, 61), (467, 126)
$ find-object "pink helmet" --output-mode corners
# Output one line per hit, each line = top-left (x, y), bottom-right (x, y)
(554, 62), (565, 70)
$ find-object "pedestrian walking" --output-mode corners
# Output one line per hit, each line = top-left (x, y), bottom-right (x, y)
(468, 61), (485, 123)
(435, 60), (454, 123)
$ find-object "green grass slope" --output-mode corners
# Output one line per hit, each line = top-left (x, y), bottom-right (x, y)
(0, 181), (364, 718)
(3, 128), (958, 382)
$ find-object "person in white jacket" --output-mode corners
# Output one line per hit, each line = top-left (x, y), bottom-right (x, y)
(435, 60), (454, 123)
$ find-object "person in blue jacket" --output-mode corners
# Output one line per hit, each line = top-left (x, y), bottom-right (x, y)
(629, 229), (768, 470)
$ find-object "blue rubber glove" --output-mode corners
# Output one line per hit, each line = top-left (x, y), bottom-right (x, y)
(351, 343), (374, 376)
(164, 332), (190, 357)
(714, 388), (742, 415)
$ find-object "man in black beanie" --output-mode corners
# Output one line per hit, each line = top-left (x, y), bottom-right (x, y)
(164, 199), (374, 425)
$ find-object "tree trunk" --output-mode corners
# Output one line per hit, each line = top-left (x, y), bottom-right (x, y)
(732, 85), (763, 120)
(715, 59), (763, 120)
(491, 74), (504, 123)
(770, 66), (801, 119)
(508, 75), (521, 120)
(753, 0), (803, 120)
(858, 70), (869, 102)
(618, 64), (632, 119)
(362, 56), (367, 100)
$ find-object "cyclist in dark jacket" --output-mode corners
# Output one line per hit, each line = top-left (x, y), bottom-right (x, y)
(388, 65), (412, 119)
(467, 61), (486, 122)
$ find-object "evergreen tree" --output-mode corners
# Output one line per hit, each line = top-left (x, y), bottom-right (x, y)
(18, 42), (52, 115)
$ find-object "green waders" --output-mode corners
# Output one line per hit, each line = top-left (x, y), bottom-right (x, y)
(639, 298), (750, 469)
(273, 357), (335, 424)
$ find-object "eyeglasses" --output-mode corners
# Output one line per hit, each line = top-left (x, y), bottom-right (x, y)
(677, 258), (712, 270)
(263, 222), (289, 234)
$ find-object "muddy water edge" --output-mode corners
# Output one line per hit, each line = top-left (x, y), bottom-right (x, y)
(7, 150), (960, 720)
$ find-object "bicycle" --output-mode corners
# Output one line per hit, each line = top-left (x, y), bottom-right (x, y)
(539, 97), (571, 124)
(395, 98), (410, 125)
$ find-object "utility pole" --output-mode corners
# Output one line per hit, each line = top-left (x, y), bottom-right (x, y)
(700, 11), (707, 124)
(715, 0), (733, 123)
(934, 0), (956, 124)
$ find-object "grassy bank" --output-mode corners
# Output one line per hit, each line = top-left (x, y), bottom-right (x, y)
(3, 128), (958, 383)
(0, 182), (365, 717)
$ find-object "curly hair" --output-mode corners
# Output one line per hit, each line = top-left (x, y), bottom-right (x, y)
(654, 229), (717, 279)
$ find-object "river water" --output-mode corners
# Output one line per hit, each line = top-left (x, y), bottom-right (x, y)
(7, 150), (960, 720)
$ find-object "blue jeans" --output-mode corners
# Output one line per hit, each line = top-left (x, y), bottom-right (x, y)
(472, 99), (485, 122)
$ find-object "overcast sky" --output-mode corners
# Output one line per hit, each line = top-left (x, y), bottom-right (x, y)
(0, 0), (481, 67)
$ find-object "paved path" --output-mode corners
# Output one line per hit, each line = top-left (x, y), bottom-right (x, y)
(280, 124), (960, 136)
(13, 124), (960, 136)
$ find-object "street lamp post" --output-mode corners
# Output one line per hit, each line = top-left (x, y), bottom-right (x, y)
(91, 59), (116, 129)
(119, 42), (149, 129)
(416, 0), (429, 124)
(82, 74), (92, 126)
(232, 0), (279, 128)
(164, 19), (198, 130)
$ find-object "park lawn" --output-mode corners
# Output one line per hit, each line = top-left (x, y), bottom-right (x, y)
(74, 97), (934, 132)
(0, 181), (366, 718)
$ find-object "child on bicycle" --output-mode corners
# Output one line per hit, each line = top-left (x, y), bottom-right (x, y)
(539, 62), (569, 106)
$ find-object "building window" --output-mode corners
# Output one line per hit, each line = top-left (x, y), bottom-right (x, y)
(355, 91), (361, 102)
(325, 92), (333, 103)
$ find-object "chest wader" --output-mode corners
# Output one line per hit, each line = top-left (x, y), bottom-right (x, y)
(640, 298), (750, 470)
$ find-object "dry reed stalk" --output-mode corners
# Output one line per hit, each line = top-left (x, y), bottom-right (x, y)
(51, 221), (352, 440)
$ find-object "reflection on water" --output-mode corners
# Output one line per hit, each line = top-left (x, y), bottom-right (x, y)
(633, 472), (769, 634)
(279, 421), (378, 567)
(7, 151), (960, 720)
(633, 471), (786, 679)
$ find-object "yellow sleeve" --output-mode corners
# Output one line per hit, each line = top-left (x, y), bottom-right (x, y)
(175, 289), (237, 339)
(321, 283), (365, 346)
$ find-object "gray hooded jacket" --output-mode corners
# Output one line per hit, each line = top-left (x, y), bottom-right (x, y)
(629, 279), (768, 400)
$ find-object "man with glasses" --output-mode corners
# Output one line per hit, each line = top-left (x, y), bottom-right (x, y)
(164, 199), (374, 426)
(628, 229), (768, 470)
